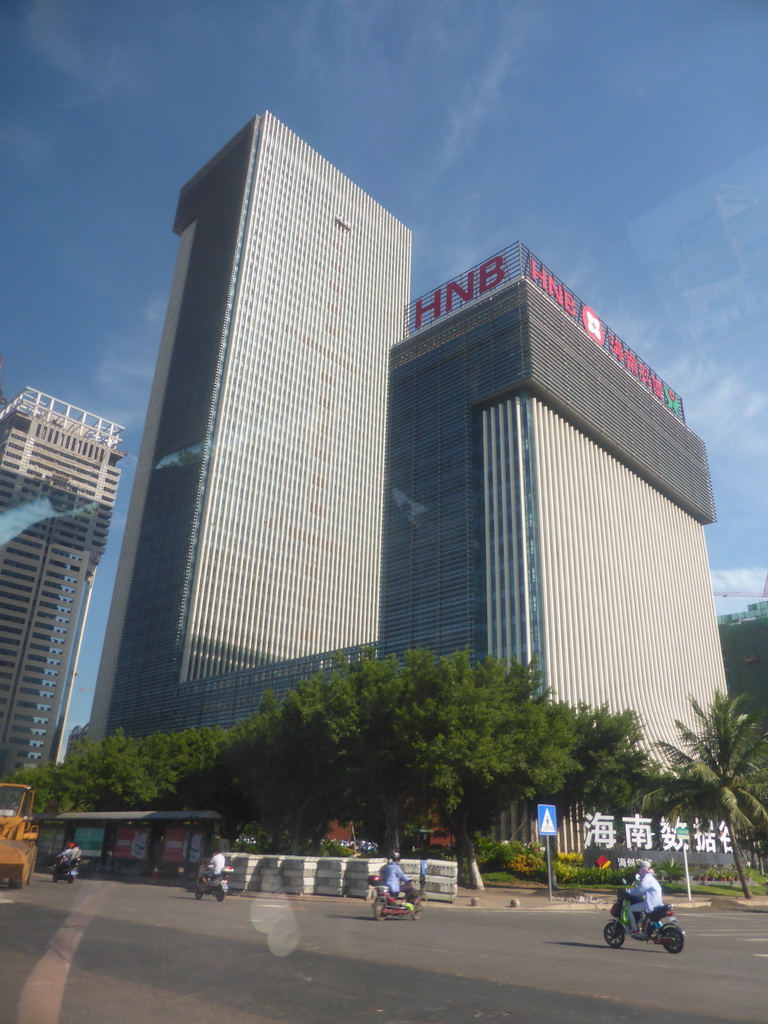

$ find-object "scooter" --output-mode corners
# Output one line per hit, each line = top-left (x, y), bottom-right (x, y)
(368, 873), (424, 920)
(52, 855), (79, 883)
(603, 888), (685, 953)
(195, 866), (233, 902)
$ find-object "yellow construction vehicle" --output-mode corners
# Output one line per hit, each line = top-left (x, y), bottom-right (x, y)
(0, 783), (38, 887)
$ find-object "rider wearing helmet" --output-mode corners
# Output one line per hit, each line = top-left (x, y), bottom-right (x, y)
(381, 853), (415, 902)
(59, 841), (81, 863)
(627, 859), (663, 933)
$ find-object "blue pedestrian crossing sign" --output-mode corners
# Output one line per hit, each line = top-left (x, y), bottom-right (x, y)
(538, 804), (558, 836)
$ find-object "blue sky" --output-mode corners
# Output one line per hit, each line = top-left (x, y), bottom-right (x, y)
(1, 0), (766, 738)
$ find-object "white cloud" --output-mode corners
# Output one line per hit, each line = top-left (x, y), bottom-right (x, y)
(438, 45), (518, 169)
(664, 353), (767, 459)
(711, 567), (768, 598)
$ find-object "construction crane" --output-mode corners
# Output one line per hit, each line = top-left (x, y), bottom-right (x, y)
(713, 571), (768, 599)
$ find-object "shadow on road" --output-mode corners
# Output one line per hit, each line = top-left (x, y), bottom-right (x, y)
(544, 940), (620, 949)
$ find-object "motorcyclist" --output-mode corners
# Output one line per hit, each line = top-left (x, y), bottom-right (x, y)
(381, 853), (415, 903)
(203, 849), (226, 884)
(626, 859), (663, 933)
(54, 841), (81, 878)
(57, 841), (81, 864)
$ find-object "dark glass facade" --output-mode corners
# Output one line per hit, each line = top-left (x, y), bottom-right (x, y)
(381, 282), (532, 659)
(105, 123), (258, 737)
(380, 261), (716, 664)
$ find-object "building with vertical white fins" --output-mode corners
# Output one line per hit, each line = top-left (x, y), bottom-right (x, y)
(0, 389), (124, 770)
(380, 243), (724, 748)
(90, 113), (410, 739)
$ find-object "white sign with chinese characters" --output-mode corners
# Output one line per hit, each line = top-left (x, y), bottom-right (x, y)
(584, 811), (732, 853)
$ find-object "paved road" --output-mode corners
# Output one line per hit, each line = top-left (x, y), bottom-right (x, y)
(1, 877), (766, 1023)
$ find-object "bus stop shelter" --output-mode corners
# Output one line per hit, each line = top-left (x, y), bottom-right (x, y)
(34, 810), (222, 880)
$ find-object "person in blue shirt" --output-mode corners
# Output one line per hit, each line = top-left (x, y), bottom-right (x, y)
(381, 853), (415, 902)
(627, 860), (663, 933)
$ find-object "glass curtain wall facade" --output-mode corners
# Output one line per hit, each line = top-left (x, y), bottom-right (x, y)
(91, 113), (410, 739)
(380, 244), (725, 748)
(0, 389), (124, 771)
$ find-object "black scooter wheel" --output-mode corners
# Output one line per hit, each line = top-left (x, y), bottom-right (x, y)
(603, 920), (625, 947)
(194, 888), (204, 900)
(661, 925), (684, 953)
(372, 898), (385, 920)
(215, 889), (225, 902)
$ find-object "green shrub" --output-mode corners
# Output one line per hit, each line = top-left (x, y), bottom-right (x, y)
(232, 825), (272, 853)
(655, 859), (685, 881)
(474, 837), (543, 873)
(556, 866), (626, 886)
(509, 850), (546, 877)
(319, 839), (355, 857)
(556, 851), (584, 866)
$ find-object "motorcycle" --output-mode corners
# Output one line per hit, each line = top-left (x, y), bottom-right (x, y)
(368, 873), (424, 920)
(195, 866), (233, 902)
(52, 856), (79, 883)
(603, 888), (685, 954)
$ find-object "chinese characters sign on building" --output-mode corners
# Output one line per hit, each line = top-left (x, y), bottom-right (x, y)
(526, 255), (684, 421)
(406, 242), (685, 423)
(584, 811), (733, 855)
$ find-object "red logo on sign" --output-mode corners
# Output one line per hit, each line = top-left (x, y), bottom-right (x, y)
(581, 305), (604, 344)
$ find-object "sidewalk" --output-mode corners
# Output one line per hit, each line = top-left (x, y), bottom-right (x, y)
(452, 884), (768, 912)
(453, 885), (610, 911)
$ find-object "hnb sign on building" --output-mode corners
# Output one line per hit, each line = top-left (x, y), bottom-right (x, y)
(406, 241), (684, 423)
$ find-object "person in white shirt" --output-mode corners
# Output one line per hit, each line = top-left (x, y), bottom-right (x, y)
(627, 859), (663, 933)
(58, 842), (81, 863)
(206, 850), (226, 880)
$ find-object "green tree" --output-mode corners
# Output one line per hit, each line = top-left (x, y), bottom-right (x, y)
(62, 730), (162, 810)
(225, 672), (356, 853)
(339, 651), (421, 856)
(6, 758), (69, 813)
(558, 703), (658, 817)
(146, 727), (245, 838)
(408, 650), (577, 889)
(641, 692), (768, 899)
(8, 726), (238, 827)
(9, 731), (161, 812)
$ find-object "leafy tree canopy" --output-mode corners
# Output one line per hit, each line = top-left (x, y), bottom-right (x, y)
(641, 691), (768, 899)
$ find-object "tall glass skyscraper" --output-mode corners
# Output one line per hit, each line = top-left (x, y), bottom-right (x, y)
(0, 389), (124, 771)
(91, 113), (410, 739)
(380, 242), (725, 748)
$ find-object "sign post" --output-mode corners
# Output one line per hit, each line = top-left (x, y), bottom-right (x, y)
(676, 824), (692, 902)
(538, 804), (558, 901)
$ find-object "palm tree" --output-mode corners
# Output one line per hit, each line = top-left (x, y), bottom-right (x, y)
(641, 692), (768, 900)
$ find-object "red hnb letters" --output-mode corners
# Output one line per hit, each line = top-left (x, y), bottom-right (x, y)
(414, 255), (507, 328)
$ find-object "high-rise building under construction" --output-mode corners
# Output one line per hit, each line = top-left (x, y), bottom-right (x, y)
(0, 388), (124, 771)
(90, 113), (410, 738)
